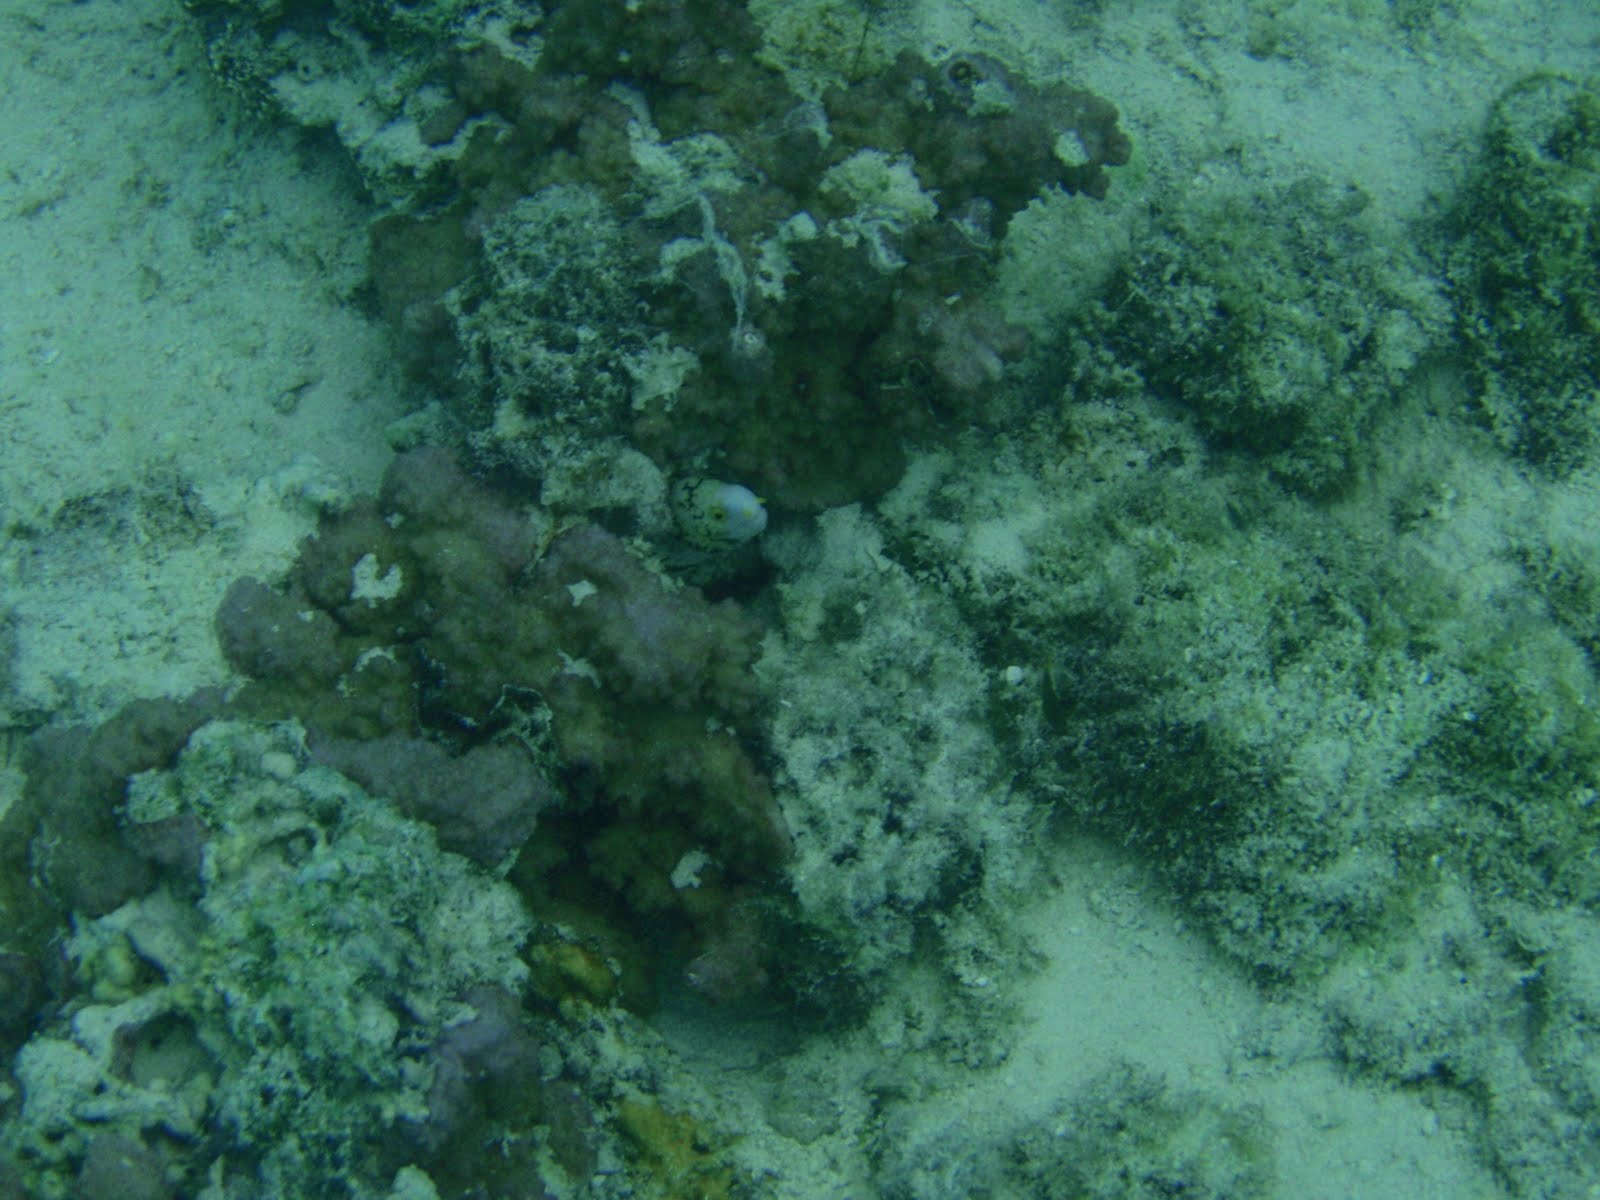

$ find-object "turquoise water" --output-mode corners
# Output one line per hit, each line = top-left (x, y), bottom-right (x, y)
(1, 1), (1598, 1196)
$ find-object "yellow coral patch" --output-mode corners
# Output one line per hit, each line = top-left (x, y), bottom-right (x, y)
(616, 1095), (737, 1200)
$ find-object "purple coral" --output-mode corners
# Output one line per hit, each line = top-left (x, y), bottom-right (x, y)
(528, 524), (792, 877)
(419, 985), (544, 1146)
(311, 734), (553, 867)
(530, 523), (762, 714)
(379, 446), (539, 582)
(215, 577), (349, 687)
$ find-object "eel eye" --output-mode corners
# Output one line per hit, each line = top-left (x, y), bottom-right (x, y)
(948, 58), (978, 86)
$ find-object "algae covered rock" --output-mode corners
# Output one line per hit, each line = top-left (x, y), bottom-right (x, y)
(758, 503), (1017, 979)
(1448, 73), (1600, 475)
(1008, 1062), (1273, 1200)
(1070, 174), (1445, 496)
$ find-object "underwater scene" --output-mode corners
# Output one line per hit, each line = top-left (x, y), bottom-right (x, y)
(1, 0), (1599, 1196)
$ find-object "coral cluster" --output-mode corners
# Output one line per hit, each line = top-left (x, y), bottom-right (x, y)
(756, 503), (1021, 980)
(2, 691), (221, 924)
(868, 370), (1600, 1195)
(0, 447), (788, 1197)
(873, 1059), (1273, 1200)
(24, 7), (1600, 1200)
(443, 31), (1127, 509)
(211, 446), (790, 992)
(186, 0), (1129, 510)
(1005, 1063), (1272, 1200)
